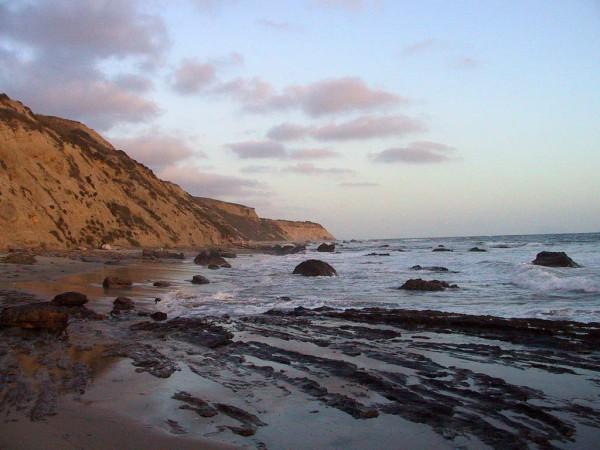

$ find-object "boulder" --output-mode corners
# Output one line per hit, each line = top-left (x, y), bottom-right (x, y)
(0, 303), (68, 333)
(293, 260), (337, 277)
(191, 275), (210, 285)
(317, 243), (335, 253)
(153, 281), (172, 288)
(102, 277), (132, 288)
(150, 311), (167, 321)
(272, 244), (305, 255)
(194, 249), (231, 268)
(52, 291), (88, 307)
(432, 245), (453, 252)
(532, 251), (580, 268)
(399, 279), (458, 291)
(469, 247), (487, 252)
(113, 297), (134, 311)
(411, 265), (449, 272)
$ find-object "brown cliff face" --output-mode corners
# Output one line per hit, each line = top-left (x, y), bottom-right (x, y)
(0, 94), (334, 249)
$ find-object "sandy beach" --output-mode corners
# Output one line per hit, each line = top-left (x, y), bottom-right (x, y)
(1, 250), (600, 450)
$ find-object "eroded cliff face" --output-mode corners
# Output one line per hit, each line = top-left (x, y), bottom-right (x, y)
(0, 94), (334, 249)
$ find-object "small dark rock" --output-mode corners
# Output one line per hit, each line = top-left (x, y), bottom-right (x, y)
(293, 260), (337, 277)
(102, 277), (132, 288)
(52, 291), (88, 307)
(411, 265), (449, 272)
(532, 251), (580, 268)
(469, 247), (487, 252)
(150, 311), (167, 321)
(113, 297), (134, 311)
(142, 249), (184, 259)
(153, 281), (172, 288)
(191, 275), (210, 285)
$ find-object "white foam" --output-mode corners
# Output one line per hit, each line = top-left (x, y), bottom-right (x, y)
(512, 266), (600, 293)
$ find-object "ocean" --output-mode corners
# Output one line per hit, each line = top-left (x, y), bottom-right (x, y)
(159, 232), (600, 323)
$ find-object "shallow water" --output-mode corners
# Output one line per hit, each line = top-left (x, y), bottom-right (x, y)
(12, 232), (600, 323)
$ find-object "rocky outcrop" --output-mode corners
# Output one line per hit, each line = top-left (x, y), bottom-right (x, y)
(191, 275), (210, 285)
(532, 251), (580, 268)
(194, 250), (231, 268)
(142, 249), (184, 259)
(411, 265), (449, 272)
(52, 291), (88, 307)
(399, 279), (458, 291)
(0, 303), (68, 332)
(293, 260), (337, 277)
(112, 297), (134, 311)
(0, 94), (333, 249)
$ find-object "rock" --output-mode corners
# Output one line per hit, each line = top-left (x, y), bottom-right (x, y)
(432, 245), (453, 252)
(142, 249), (184, 259)
(272, 244), (305, 255)
(132, 317), (233, 348)
(0, 252), (36, 264)
(0, 303), (68, 333)
(52, 291), (88, 307)
(191, 275), (210, 285)
(113, 297), (134, 311)
(399, 279), (458, 291)
(102, 276), (132, 288)
(366, 253), (390, 256)
(150, 312), (167, 321)
(194, 249), (231, 268)
(317, 243), (335, 252)
(208, 264), (220, 270)
(293, 260), (337, 277)
(411, 265), (449, 272)
(219, 251), (237, 258)
(532, 251), (580, 268)
(100, 243), (112, 250)
(153, 281), (172, 288)
(469, 247), (487, 252)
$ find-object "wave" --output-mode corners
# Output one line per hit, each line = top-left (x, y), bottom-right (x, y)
(511, 267), (600, 293)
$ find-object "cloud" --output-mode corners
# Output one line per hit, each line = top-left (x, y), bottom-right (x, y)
(158, 164), (268, 198)
(453, 56), (478, 69)
(215, 77), (402, 117)
(283, 163), (355, 176)
(172, 58), (217, 94)
(371, 141), (457, 164)
(111, 131), (204, 170)
(227, 140), (287, 159)
(0, 0), (167, 129)
(267, 115), (426, 142)
(239, 165), (275, 174)
(289, 148), (339, 159)
(401, 39), (440, 56)
(338, 182), (379, 187)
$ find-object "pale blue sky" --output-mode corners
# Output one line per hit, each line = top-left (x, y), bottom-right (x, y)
(1, 0), (599, 238)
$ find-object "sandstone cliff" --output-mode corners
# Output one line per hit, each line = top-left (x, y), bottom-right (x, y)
(0, 94), (334, 249)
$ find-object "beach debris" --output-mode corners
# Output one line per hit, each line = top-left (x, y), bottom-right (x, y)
(293, 260), (337, 277)
(399, 279), (458, 291)
(52, 291), (88, 307)
(191, 275), (210, 285)
(532, 251), (580, 268)
(102, 276), (133, 289)
(317, 243), (335, 252)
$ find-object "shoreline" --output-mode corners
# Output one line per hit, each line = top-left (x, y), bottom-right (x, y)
(1, 252), (600, 449)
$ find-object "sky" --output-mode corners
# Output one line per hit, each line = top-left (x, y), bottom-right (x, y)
(1, 0), (599, 239)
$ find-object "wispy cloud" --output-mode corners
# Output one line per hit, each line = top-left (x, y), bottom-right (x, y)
(339, 181), (379, 187)
(401, 39), (441, 56)
(371, 141), (457, 164)
(283, 163), (355, 176)
(172, 58), (217, 94)
(289, 148), (339, 159)
(227, 140), (287, 159)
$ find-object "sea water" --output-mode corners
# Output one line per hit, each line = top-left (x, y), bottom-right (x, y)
(159, 232), (600, 323)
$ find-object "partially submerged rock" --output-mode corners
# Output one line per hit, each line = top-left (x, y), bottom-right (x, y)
(194, 249), (231, 268)
(52, 291), (88, 307)
(132, 317), (233, 348)
(102, 277), (132, 289)
(113, 297), (134, 311)
(191, 275), (210, 285)
(366, 252), (390, 256)
(142, 249), (185, 259)
(0, 303), (68, 332)
(293, 260), (337, 277)
(399, 279), (458, 291)
(153, 281), (172, 288)
(469, 247), (487, 252)
(272, 244), (306, 255)
(150, 311), (167, 321)
(411, 265), (449, 272)
(532, 251), (580, 268)
(317, 243), (335, 253)
(432, 245), (453, 252)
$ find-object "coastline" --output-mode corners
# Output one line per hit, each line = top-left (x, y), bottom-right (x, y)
(1, 251), (600, 449)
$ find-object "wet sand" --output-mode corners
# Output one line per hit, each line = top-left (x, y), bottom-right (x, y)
(1, 253), (600, 449)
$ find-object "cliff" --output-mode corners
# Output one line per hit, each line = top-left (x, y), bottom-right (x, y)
(0, 94), (334, 249)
